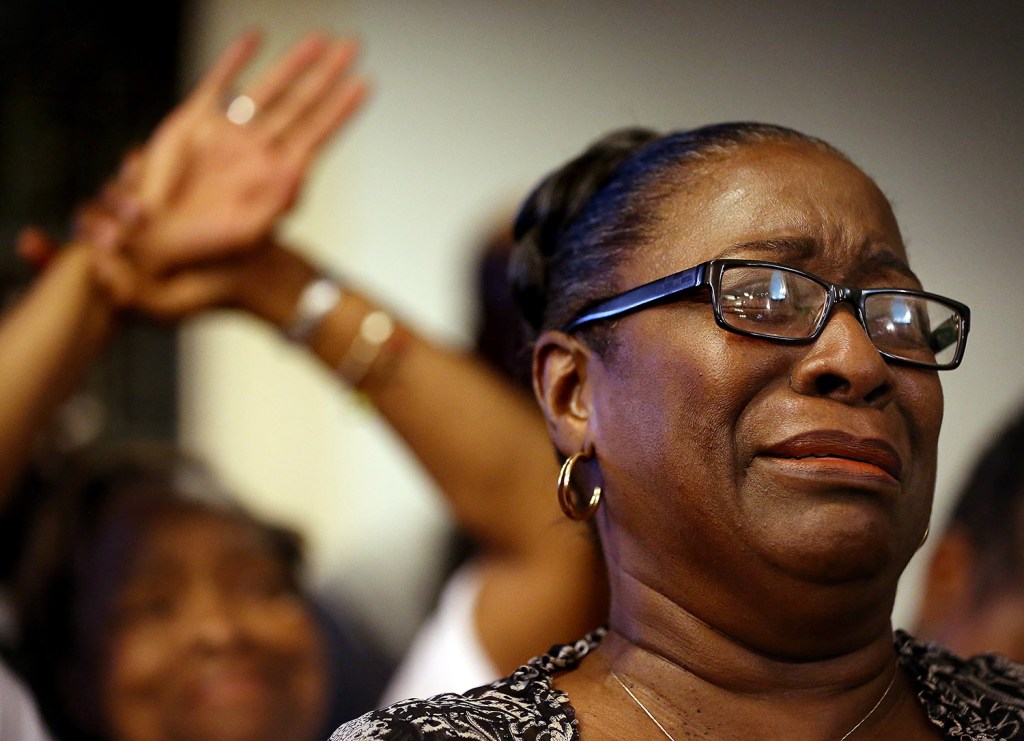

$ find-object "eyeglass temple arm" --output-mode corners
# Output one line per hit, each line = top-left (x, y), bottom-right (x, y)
(928, 315), (962, 353)
(563, 264), (707, 332)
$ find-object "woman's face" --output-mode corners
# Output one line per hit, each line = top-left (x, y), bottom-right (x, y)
(101, 510), (327, 741)
(566, 140), (944, 644)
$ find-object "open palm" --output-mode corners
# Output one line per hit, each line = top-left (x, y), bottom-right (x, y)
(115, 31), (367, 272)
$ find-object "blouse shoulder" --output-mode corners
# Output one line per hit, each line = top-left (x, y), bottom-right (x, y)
(330, 630), (605, 741)
(896, 629), (1024, 739)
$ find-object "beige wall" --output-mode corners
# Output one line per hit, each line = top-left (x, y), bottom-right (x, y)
(177, 0), (1024, 650)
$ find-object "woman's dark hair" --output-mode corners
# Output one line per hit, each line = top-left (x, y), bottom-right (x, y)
(947, 404), (1024, 604)
(12, 441), (304, 740)
(473, 217), (533, 391)
(510, 122), (842, 350)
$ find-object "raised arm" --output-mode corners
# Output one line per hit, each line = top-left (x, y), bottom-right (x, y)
(0, 238), (116, 507)
(1, 29), (367, 507)
(230, 246), (609, 672)
(233, 245), (564, 553)
(92, 235), (568, 552)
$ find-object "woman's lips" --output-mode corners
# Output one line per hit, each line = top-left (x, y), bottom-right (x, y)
(757, 431), (903, 482)
(187, 665), (278, 710)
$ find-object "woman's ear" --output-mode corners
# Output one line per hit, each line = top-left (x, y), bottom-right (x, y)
(532, 329), (595, 456)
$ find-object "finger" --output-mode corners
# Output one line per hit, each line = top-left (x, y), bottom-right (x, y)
(16, 226), (61, 271)
(191, 29), (264, 106)
(243, 31), (329, 112)
(135, 123), (187, 208)
(286, 77), (369, 161)
(258, 39), (360, 141)
(72, 201), (105, 238)
(117, 146), (147, 190)
(101, 180), (143, 227)
(91, 252), (139, 307)
(74, 204), (128, 251)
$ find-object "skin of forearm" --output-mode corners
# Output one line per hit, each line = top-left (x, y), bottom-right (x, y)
(0, 244), (117, 506)
(477, 538), (608, 673)
(371, 343), (561, 552)
(231, 241), (321, 327)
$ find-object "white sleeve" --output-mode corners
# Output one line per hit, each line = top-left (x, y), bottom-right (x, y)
(0, 661), (52, 741)
(380, 561), (499, 705)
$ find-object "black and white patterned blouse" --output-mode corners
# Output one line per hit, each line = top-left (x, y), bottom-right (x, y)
(331, 629), (1024, 740)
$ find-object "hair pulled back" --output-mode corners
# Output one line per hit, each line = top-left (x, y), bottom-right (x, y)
(510, 122), (841, 348)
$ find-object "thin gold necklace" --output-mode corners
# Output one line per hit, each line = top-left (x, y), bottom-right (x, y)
(610, 666), (898, 741)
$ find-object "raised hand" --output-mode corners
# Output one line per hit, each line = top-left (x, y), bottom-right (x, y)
(86, 30), (367, 274)
(16, 219), (247, 323)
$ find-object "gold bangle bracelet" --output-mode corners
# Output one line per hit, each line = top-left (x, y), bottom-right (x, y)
(337, 309), (396, 388)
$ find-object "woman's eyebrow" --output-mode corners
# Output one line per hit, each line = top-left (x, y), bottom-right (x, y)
(718, 238), (921, 283)
(852, 245), (921, 283)
(718, 237), (818, 260)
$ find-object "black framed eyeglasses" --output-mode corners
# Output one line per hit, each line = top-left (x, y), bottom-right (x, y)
(563, 259), (971, 370)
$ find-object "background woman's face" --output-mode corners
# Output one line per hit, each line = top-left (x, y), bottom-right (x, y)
(102, 510), (327, 741)
(588, 140), (944, 644)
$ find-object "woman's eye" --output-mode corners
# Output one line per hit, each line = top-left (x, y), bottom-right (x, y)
(721, 294), (794, 324)
(116, 594), (177, 624)
(224, 565), (291, 600)
(866, 299), (932, 348)
(239, 577), (285, 598)
(868, 315), (929, 349)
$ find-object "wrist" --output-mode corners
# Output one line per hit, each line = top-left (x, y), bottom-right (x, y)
(42, 242), (121, 342)
(313, 291), (412, 394)
(234, 241), (320, 328)
(62, 242), (120, 316)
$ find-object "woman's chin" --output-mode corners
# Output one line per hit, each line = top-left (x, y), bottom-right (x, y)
(753, 504), (903, 586)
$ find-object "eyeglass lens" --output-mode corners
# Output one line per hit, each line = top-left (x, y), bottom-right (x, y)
(717, 265), (962, 367)
(862, 293), (962, 367)
(719, 266), (828, 339)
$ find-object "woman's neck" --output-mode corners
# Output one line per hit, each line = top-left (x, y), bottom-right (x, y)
(568, 567), (914, 740)
(607, 569), (898, 693)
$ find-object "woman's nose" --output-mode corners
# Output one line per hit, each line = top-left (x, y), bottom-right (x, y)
(181, 586), (246, 651)
(789, 308), (895, 407)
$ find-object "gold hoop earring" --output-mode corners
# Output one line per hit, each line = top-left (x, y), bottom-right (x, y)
(918, 524), (931, 550)
(557, 451), (602, 521)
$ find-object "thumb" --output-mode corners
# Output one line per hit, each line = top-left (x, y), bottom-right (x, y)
(91, 251), (139, 307)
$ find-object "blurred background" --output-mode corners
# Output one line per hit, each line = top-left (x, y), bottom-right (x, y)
(2, 0), (1021, 656)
